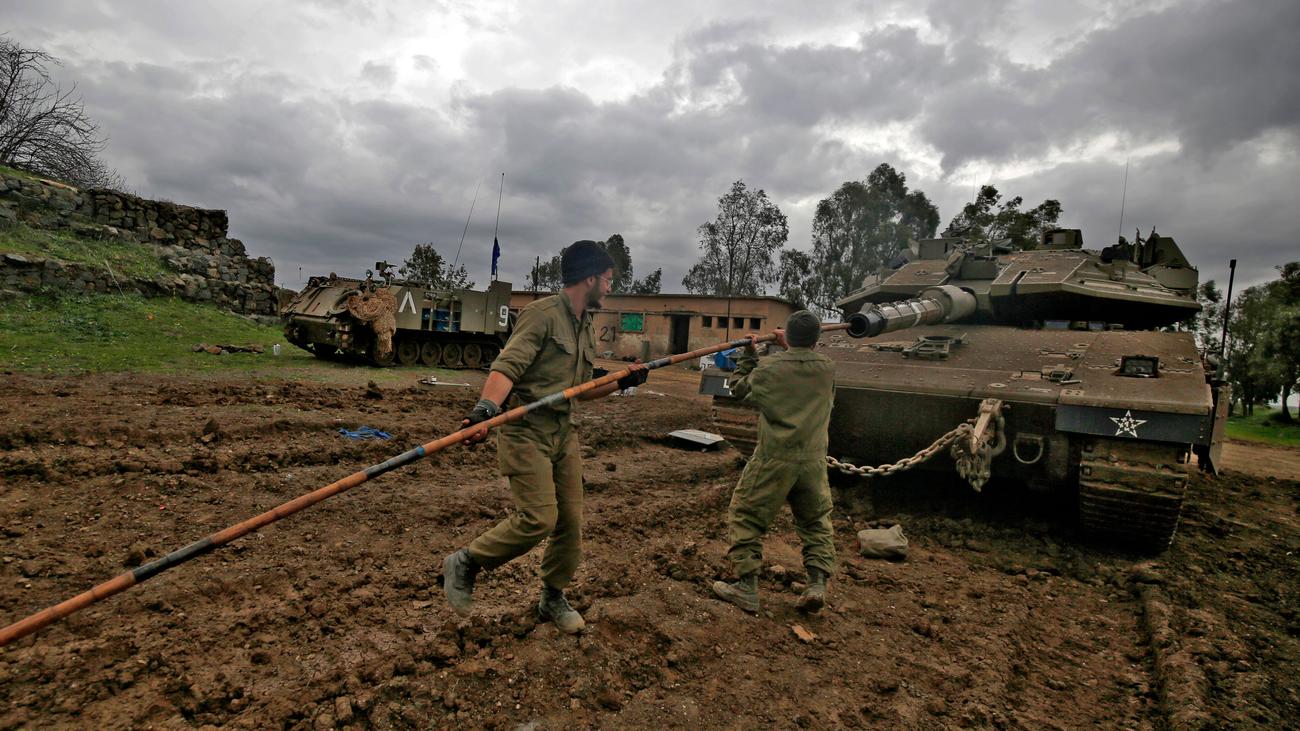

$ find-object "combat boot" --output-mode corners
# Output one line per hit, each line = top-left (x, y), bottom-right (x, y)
(711, 573), (760, 614)
(538, 585), (585, 634)
(441, 549), (480, 617)
(796, 567), (828, 614)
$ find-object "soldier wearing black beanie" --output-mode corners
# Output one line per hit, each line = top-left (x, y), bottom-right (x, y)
(442, 238), (645, 635)
(561, 240), (616, 286)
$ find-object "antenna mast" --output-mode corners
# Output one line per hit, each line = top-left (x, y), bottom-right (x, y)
(1115, 157), (1130, 242)
(491, 173), (504, 281)
(452, 181), (481, 271)
(492, 172), (505, 240)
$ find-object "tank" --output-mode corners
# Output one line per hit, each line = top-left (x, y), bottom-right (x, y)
(281, 262), (514, 368)
(706, 228), (1230, 551)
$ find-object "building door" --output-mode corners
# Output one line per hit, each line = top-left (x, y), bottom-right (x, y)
(669, 315), (691, 354)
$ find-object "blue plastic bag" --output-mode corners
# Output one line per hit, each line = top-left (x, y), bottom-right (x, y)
(338, 426), (392, 440)
(713, 348), (739, 371)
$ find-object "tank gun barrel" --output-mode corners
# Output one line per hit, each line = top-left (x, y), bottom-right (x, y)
(847, 285), (977, 338)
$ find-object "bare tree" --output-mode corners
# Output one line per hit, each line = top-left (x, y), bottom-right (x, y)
(0, 36), (123, 189)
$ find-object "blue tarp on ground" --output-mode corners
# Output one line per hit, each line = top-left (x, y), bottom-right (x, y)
(338, 426), (391, 440)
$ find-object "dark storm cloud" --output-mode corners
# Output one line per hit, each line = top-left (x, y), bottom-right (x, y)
(921, 0), (1300, 170)
(4, 0), (1295, 293)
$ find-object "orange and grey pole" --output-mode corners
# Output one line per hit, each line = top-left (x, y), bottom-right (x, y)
(0, 322), (858, 647)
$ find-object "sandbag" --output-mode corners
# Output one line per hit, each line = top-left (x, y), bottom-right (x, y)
(856, 525), (909, 561)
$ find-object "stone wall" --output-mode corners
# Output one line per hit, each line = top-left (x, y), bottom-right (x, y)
(0, 171), (280, 316)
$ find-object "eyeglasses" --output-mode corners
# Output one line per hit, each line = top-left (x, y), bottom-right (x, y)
(598, 275), (613, 286)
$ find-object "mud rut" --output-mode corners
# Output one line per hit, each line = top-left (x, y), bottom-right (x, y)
(0, 371), (1296, 730)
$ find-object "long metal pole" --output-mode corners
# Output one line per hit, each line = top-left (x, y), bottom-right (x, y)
(0, 324), (852, 647)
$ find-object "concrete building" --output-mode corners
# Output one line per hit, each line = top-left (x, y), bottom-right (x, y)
(510, 291), (799, 359)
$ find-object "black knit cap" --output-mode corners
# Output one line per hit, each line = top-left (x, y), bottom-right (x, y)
(561, 240), (616, 285)
(785, 310), (821, 347)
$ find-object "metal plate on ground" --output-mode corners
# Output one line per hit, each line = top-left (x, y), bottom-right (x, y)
(669, 429), (727, 447)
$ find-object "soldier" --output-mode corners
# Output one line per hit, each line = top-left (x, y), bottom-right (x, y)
(712, 310), (836, 614)
(441, 240), (648, 634)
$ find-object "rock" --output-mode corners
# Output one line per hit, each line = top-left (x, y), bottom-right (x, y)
(597, 687), (623, 711)
(365, 381), (384, 400)
(334, 696), (354, 724)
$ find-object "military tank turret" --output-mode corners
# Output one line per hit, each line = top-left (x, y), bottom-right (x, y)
(281, 262), (514, 368)
(708, 228), (1229, 551)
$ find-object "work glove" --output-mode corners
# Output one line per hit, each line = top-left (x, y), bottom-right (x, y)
(617, 366), (649, 391)
(463, 399), (501, 426)
(460, 399), (500, 445)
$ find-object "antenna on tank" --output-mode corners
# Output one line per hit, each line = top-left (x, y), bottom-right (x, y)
(452, 180), (482, 271)
(1115, 157), (1130, 243)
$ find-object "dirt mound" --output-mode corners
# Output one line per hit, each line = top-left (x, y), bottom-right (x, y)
(1, 372), (1296, 729)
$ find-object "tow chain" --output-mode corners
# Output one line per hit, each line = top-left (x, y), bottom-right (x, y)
(825, 398), (1007, 491)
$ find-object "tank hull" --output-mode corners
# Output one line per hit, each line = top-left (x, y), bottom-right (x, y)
(281, 276), (514, 368)
(711, 323), (1221, 550)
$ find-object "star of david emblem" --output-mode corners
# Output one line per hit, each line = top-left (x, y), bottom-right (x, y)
(1109, 410), (1147, 438)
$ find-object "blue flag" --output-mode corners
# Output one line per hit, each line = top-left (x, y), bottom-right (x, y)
(491, 236), (501, 277)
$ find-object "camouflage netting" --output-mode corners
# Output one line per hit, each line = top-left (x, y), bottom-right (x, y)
(346, 287), (398, 354)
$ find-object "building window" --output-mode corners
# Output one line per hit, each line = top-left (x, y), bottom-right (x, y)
(702, 315), (712, 328)
(620, 313), (645, 333)
(749, 317), (761, 330)
(733, 317), (744, 329)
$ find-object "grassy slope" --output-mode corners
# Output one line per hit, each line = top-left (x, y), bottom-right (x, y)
(0, 292), (461, 387)
(0, 292), (304, 373)
(1226, 408), (1300, 447)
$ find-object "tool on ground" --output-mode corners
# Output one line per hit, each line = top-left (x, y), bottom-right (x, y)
(0, 321), (862, 647)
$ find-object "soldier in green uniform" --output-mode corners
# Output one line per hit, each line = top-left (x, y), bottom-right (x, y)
(712, 310), (836, 614)
(441, 240), (647, 634)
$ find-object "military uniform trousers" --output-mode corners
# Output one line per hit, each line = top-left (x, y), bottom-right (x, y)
(466, 418), (584, 589)
(727, 454), (836, 578)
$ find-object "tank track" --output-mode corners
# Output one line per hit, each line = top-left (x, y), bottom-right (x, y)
(1077, 437), (1189, 551)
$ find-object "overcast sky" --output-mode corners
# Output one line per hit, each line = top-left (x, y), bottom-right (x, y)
(5, 0), (1297, 293)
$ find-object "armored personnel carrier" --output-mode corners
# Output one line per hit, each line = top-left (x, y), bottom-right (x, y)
(282, 263), (514, 368)
(708, 228), (1229, 550)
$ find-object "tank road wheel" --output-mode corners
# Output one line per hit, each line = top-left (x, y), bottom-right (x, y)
(396, 338), (420, 366)
(441, 342), (463, 368)
(462, 343), (483, 369)
(482, 346), (500, 366)
(420, 341), (442, 367)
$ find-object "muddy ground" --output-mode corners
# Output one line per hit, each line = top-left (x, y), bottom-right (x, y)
(1, 364), (1297, 730)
